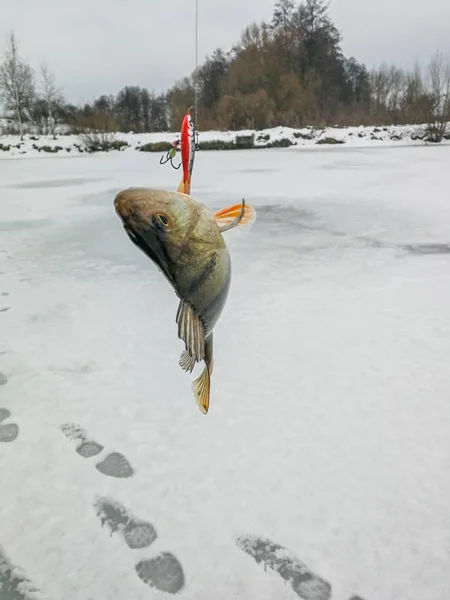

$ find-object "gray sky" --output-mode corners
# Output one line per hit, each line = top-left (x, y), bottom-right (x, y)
(1, 0), (449, 103)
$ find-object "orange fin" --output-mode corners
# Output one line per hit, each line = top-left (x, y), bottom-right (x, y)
(177, 176), (191, 195)
(192, 365), (210, 414)
(214, 200), (256, 233)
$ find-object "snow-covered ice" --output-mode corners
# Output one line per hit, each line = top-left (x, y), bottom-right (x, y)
(0, 144), (449, 600)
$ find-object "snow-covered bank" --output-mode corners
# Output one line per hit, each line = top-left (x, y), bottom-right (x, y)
(1, 145), (450, 600)
(1, 123), (449, 159)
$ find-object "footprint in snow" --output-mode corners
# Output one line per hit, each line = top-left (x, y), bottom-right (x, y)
(60, 423), (134, 478)
(94, 496), (157, 549)
(0, 545), (49, 599)
(236, 534), (331, 600)
(135, 553), (185, 595)
(94, 496), (185, 594)
(0, 407), (19, 443)
(236, 535), (369, 600)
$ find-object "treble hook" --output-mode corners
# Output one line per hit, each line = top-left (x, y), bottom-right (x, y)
(159, 145), (181, 170)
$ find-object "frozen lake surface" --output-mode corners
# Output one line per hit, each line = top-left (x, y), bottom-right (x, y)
(0, 145), (449, 600)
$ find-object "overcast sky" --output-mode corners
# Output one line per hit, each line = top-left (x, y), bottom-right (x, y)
(1, 0), (449, 103)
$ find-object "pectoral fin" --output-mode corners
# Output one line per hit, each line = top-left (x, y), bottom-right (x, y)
(214, 199), (257, 233)
(176, 299), (206, 364)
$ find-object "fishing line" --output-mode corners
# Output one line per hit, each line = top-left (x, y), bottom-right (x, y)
(159, 0), (199, 172)
(194, 0), (200, 148)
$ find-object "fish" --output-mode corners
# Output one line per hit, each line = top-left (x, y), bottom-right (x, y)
(114, 187), (256, 414)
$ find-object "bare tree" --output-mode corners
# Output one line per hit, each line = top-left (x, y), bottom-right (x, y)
(387, 65), (406, 120)
(424, 49), (450, 141)
(0, 32), (35, 139)
(39, 63), (63, 138)
(369, 64), (390, 122)
(402, 61), (426, 123)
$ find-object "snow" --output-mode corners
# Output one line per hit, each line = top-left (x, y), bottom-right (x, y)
(0, 122), (449, 159)
(0, 144), (450, 600)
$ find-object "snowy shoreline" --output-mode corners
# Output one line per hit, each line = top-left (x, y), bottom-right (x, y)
(1, 123), (449, 159)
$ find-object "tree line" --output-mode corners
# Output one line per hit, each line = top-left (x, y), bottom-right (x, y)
(1, 0), (449, 140)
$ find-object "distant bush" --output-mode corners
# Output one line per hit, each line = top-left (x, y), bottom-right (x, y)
(0, 143), (23, 151)
(423, 121), (449, 143)
(74, 110), (120, 152)
(111, 140), (129, 151)
(139, 142), (173, 152)
(198, 140), (236, 150)
(257, 133), (270, 142)
(293, 131), (315, 140)
(139, 139), (241, 152)
(265, 137), (293, 148)
(235, 134), (255, 149)
(79, 131), (118, 152)
(316, 137), (345, 145)
(41, 145), (63, 153)
(411, 131), (425, 141)
(32, 144), (63, 153)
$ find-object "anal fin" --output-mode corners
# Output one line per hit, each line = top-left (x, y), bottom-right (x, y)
(192, 366), (210, 415)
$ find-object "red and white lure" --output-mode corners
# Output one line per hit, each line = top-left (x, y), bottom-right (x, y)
(176, 107), (197, 196)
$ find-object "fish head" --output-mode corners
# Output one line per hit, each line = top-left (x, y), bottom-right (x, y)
(114, 187), (192, 287)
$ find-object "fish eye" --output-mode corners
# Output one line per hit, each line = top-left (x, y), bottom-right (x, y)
(157, 214), (169, 226)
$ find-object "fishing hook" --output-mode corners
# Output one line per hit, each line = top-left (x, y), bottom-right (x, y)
(218, 199), (246, 233)
(159, 147), (182, 170)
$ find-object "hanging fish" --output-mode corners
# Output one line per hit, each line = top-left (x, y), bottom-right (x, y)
(114, 187), (256, 414)
(176, 107), (197, 196)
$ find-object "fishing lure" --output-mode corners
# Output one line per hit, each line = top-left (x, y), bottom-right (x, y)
(160, 108), (198, 196)
(176, 107), (198, 196)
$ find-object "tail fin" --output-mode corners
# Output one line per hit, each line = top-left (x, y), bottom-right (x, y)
(192, 366), (210, 415)
(214, 201), (256, 233)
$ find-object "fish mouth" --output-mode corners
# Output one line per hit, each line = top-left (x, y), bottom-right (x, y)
(114, 204), (155, 260)
(123, 223), (143, 250)
(122, 221), (176, 288)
